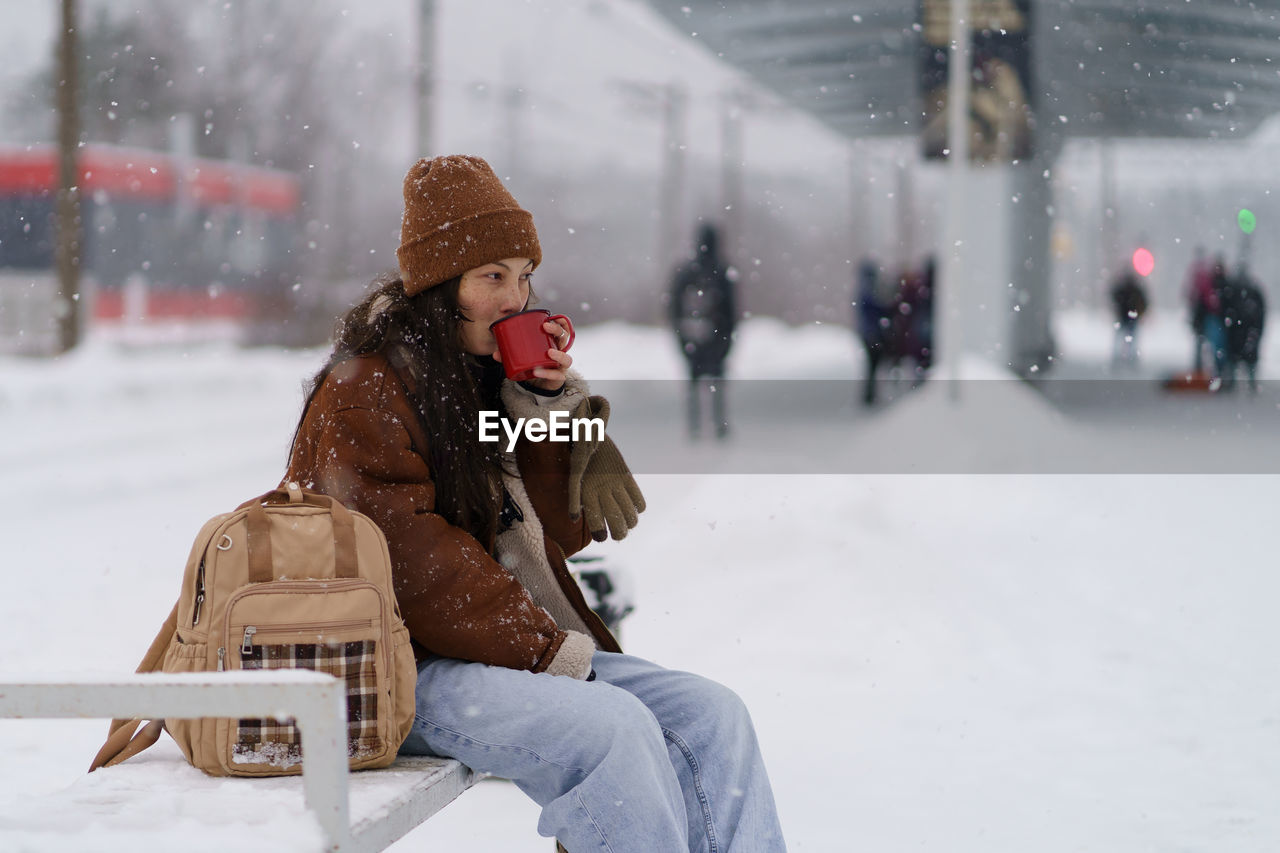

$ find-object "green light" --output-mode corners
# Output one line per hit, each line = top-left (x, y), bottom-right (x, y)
(1238, 208), (1257, 234)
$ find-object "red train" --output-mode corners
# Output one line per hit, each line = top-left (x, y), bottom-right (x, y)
(0, 143), (301, 350)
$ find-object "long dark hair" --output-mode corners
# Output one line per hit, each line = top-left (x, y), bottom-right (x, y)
(294, 272), (511, 543)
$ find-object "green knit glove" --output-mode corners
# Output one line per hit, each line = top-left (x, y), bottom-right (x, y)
(568, 396), (646, 541)
(568, 395), (610, 491)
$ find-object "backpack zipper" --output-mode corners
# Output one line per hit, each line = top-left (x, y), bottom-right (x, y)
(223, 580), (390, 680)
(217, 647), (226, 671)
(192, 556), (207, 627)
(237, 619), (375, 657)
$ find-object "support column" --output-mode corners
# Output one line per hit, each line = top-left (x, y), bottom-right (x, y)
(940, 0), (970, 392)
(1098, 138), (1117, 308)
(719, 89), (745, 270)
(657, 83), (688, 279)
(1008, 151), (1060, 374)
(896, 156), (916, 269)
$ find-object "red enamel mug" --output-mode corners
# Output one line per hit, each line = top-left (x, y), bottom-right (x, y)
(489, 309), (576, 381)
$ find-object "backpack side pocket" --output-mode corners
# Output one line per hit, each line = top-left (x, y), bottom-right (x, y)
(160, 638), (210, 768)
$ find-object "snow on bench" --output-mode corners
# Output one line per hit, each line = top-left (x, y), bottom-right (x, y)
(0, 672), (476, 852)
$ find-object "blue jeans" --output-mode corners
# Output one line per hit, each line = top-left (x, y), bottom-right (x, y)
(400, 650), (786, 852)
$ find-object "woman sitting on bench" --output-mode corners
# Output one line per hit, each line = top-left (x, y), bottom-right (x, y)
(285, 155), (786, 852)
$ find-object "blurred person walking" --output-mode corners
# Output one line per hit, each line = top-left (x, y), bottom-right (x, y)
(1219, 262), (1267, 392)
(287, 156), (784, 852)
(855, 258), (892, 405)
(1205, 256), (1233, 377)
(1110, 268), (1149, 367)
(669, 223), (738, 439)
(1182, 245), (1213, 371)
(893, 258), (935, 381)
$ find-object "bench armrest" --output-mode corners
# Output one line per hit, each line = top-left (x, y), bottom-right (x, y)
(0, 672), (351, 850)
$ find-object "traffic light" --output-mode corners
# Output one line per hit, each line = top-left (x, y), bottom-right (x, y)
(1131, 247), (1154, 277)
(1238, 208), (1257, 235)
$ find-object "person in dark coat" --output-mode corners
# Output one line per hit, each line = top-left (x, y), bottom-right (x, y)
(1219, 263), (1267, 392)
(893, 259), (934, 380)
(1110, 270), (1149, 366)
(1185, 247), (1218, 372)
(1206, 257), (1231, 376)
(855, 259), (891, 405)
(669, 223), (737, 438)
(915, 256), (936, 373)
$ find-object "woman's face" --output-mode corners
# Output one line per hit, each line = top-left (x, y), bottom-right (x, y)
(456, 257), (534, 356)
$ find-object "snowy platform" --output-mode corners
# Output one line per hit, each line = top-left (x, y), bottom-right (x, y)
(0, 749), (472, 853)
(6, 315), (1280, 849)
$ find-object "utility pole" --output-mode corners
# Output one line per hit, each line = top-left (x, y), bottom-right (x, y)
(231, 0), (251, 163)
(416, 0), (437, 156)
(54, 0), (82, 353)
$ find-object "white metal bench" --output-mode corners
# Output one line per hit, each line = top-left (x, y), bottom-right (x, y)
(0, 672), (476, 852)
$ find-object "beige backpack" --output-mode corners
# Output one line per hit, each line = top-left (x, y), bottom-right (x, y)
(90, 483), (417, 776)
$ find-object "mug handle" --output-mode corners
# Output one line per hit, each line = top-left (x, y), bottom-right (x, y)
(547, 314), (575, 352)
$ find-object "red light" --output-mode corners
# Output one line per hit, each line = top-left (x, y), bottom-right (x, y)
(1132, 248), (1154, 277)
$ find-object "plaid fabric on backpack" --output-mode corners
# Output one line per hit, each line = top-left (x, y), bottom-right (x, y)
(236, 639), (382, 766)
(89, 483), (417, 777)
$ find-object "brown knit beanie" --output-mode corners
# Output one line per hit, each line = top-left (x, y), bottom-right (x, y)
(396, 155), (542, 296)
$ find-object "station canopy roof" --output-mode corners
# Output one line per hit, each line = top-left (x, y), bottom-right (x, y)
(642, 0), (1280, 144)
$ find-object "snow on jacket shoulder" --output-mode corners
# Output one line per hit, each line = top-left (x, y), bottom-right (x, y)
(284, 352), (618, 673)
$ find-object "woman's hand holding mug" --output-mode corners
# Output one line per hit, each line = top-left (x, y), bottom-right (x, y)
(490, 309), (576, 390)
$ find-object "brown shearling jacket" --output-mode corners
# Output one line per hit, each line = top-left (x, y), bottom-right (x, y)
(284, 352), (620, 672)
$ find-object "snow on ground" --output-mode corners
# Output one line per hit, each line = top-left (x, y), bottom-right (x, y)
(2, 308), (1279, 851)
